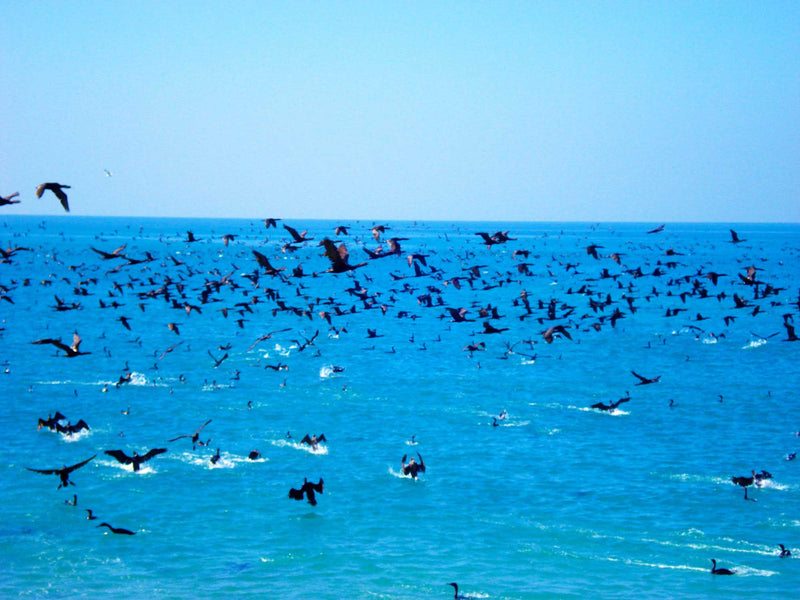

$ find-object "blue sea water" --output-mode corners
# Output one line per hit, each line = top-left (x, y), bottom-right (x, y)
(1, 216), (798, 599)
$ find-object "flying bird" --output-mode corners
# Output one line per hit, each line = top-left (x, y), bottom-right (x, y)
(631, 370), (661, 385)
(31, 333), (91, 357)
(27, 455), (96, 489)
(36, 183), (71, 211)
(0, 191), (21, 206)
(169, 419), (212, 449)
(288, 477), (324, 505)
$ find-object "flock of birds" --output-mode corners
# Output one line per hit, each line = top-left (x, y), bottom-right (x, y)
(3, 185), (799, 592)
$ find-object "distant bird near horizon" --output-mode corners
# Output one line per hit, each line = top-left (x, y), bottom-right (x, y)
(729, 229), (746, 244)
(35, 183), (71, 212)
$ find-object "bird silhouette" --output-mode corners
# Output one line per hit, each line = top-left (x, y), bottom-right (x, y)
(36, 183), (71, 211)
(710, 559), (735, 575)
(105, 448), (167, 472)
(169, 419), (212, 449)
(97, 522), (135, 535)
(288, 478), (324, 505)
(31, 332), (91, 357)
(27, 455), (96, 488)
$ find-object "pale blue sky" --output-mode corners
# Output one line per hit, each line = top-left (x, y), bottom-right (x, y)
(1, 1), (798, 221)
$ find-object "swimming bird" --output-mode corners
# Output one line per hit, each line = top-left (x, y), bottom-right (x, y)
(210, 448), (221, 464)
(97, 522), (135, 535)
(35, 183), (71, 211)
(169, 419), (212, 449)
(448, 582), (469, 599)
(104, 448), (167, 472)
(284, 224), (313, 243)
(288, 477), (324, 505)
(710, 559), (735, 575)
(27, 455), (96, 489)
(31, 332), (91, 357)
(779, 544), (791, 557)
(541, 325), (571, 344)
(85, 509), (98, 520)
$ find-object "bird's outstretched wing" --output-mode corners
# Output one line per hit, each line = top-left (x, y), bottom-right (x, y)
(141, 448), (167, 462)
(31, 338), (72, 354)
(65, 455), (96, 473)
(630, 371), (648, 383)
(105, 450), (133, 465)
(300, 434), (312, 446)
(288, 487), (305, 501)
(317, 434), (327, 443)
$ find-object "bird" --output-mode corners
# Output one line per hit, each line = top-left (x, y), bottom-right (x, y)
(36, 183), (71, 211)
(0, 191), (21, 206)
(26, 455), (96, 489)
(710, 559), (735, 575)
(319, 239), (366, 273)
(85, 509), (98, 520)
(169, 419), (212, 449)
(401, 453), (426, 478)
(288, 478), (324, 505)
(631, 370), (660, 385)
(283, 224), (313, 243)
(300, 434), (326, 451)
(97, 522), (135, 535)
(37, 411), (66, 431)
(591, 392), (631, 411)
(779, 544), (791, 557)
(729, 229), (746, 244)
(448, 582), (469, 599)
(104, 448), (167, 472)
(31, 333), (91, 357)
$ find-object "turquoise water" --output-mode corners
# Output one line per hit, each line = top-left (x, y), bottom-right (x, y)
(1, 216), (798, 599)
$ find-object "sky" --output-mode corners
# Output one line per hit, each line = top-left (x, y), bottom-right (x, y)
(1, 1), (798, 222)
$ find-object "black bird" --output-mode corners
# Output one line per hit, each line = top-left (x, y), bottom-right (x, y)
(710, 559), (735, 575)
(401, 453), (426, 478)
(284, 224), (313, 243)
(97, 522), (135, 535)
(631, 370), (660, 385)
(31, 332), (91, 357)
(85, 509), (98, 520)
(36, 182), (71, 212)
(448, 582), (469, 599)
(288, 478), (324, 505)
(779, 544), (791, 557)
(591, 392), (631, 411)
(0, 191), (21, 206)
(319, 238), (366, 273)
(104, 448), (167, 472)
(27, 455), (96, 489)
(37, 411), (66, 431)
(729, 229), (746, 244)
(55, 419), (90, 436)
(169, 419), (212, 449)
(300, 433), (326, 451)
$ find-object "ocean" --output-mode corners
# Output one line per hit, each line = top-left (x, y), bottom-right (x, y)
(1, 215), (798, 599)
